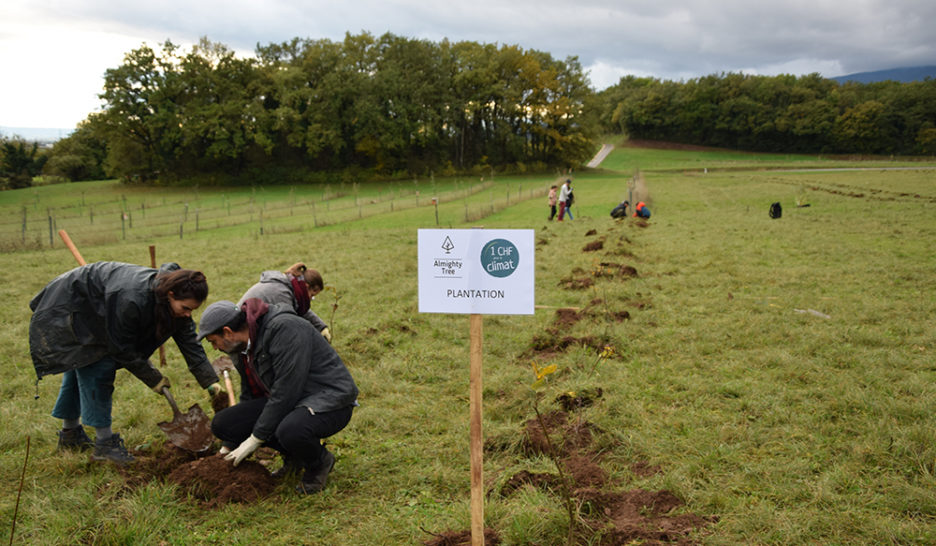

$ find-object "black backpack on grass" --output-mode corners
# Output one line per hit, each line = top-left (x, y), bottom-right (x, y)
(769, 202), (782, 219)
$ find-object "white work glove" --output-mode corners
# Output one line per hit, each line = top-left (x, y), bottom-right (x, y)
(218, 445), (231, 456)
(320, 327), (332, 343)
(151, 376), (170, 394)
(224, 434), (263, 467)
(206, 382), (224, 396)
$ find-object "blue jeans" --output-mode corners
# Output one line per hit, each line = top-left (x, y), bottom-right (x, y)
(51, 358), (118, 428)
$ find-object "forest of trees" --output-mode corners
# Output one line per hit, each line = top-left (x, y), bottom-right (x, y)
(2, 33), (934, 189)
(84, 33), (594, 185)
(593, 72), (936, 155)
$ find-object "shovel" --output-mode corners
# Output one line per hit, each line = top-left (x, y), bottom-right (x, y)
(210, 356), (237, 407)
(158, 387), (214, 453)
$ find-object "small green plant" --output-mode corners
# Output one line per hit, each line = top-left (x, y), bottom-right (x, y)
(529, 360), (577, 546)
(322, 284), (341, 341)
(589, 345), (615, 377)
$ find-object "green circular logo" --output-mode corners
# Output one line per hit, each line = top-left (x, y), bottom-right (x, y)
(480, 238), (519, 278)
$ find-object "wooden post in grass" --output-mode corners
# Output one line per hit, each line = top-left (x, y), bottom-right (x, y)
(418, 229), (535, 546)
(469, 313), (484, 545)
(150, 245), (167, 367)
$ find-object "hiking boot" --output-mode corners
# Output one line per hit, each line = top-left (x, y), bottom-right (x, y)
(296, 449), (335, 495)
(271, 456), (302, 479)
(57, 426), (94, 452)
(91, 433), (134, 464)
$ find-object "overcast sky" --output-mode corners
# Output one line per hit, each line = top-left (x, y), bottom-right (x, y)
(1, 0), (934, 129)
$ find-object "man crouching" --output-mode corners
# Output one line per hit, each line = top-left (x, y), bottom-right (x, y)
(197, 299), (358, 494)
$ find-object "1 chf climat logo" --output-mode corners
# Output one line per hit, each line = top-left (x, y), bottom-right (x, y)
(480, 238), (519, 278)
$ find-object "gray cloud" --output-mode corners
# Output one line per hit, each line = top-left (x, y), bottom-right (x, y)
(2, 0), (934, 127)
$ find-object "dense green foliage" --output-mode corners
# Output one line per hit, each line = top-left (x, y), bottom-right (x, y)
(89, 34), (594, 184)
(42, 121), (107, 182)
(20, 36), (936, 188)
(0, 136), (44, 189)
(595, 73), (936, 154)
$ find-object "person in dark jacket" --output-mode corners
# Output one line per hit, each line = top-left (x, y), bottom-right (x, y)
(237, 262), (330, 341)
(28, 262), (223, 463)
(198, 299), (358, 495)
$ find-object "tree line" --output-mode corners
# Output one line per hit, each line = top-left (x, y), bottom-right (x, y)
(593, 73), (936, 155)
(3, 34), (935, 189)
(67, 33), (592, 186)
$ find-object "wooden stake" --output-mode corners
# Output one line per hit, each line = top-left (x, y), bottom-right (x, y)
(150, 245), (167, 368)
(469, 313), (484, 545)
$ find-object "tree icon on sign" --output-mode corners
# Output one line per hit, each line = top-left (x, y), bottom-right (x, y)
(441, 236), (454, 254)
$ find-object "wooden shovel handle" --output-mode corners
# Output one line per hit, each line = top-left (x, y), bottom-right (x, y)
(162, 387), (183, 418)
(58, 230), (86, 266)
(223, 370), (236, 407)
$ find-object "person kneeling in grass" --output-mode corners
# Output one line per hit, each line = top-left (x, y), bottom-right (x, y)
(198, 299), (358, 494)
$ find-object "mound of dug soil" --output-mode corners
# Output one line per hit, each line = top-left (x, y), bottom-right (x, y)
(500, 411), (714, 544)
(116, 442), (278, 508)
(167, 455), (277, 508)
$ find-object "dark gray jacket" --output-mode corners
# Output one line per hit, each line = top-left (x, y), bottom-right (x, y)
(235, 304), (358, 441)
(28, 261), (218, 389)
(237, 270), (327, 332)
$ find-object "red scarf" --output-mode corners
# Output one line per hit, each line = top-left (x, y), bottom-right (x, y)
(241, 299), (271, 397)
(289, 275), (311, 314)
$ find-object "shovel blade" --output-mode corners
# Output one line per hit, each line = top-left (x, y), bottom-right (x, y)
(157, 403), (214, 453)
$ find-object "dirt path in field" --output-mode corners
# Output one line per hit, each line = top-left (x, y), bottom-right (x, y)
(587, 143), (615, 168)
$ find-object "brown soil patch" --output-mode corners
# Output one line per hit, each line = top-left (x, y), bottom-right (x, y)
(167, 455), (277, 508)
(625, 299), (653, 310)
(594, 262), (638, 279)
(522, 333), (611, 361)
(556, 388), (603, 411)
(500, 410), (713, 544)
(583, 240), (605, 252)
(521, 410), (598, 457)
(633, 220), (650, 228)
(585, 229), (598, 236)
(499, 469), (560, 496)
(423, 528), (501, 545)
(559, 275), (594, 290)
(630, 460), (663, 478)
(552, 307), (583, 330)
(114, 441), (278, 508)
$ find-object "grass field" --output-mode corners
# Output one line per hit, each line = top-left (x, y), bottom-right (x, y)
(1, 145), (935, 544)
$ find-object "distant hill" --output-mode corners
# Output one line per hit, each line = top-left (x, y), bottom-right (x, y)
(832, 65), (936, 84)
(0, 126), (73, 143)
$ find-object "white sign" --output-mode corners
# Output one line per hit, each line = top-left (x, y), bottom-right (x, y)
(418, 229), (535, 315)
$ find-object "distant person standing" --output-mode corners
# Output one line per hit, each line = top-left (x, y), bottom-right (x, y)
(558, 179), (573, 221)
(565, 180), (575, 220)
(547, 185), (558, 221)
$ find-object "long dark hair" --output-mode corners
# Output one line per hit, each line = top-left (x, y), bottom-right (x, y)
(153, 269), (208, 339)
